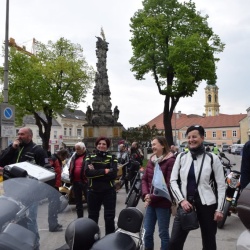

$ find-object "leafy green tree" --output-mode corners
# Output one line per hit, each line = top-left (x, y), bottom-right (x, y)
(129, 0), (225, 146)
(122, 124), (162, 144)
(7, 37), (94, 150)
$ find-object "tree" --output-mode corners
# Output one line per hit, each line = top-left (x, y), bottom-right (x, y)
(129, 0), (225, 146)
(7, 37), (94, 151)
(122, 124), (163, 144)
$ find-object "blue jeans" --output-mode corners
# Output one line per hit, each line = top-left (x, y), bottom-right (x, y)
(143, 206), (171, 250)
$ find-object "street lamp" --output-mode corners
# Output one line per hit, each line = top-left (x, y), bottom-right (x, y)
(4, 0), (9, 103)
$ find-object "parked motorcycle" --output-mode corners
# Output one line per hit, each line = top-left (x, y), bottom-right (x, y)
(0, 169), (61, 250)
(217, 152), (241, 229)
(125, 164), (144, 208)
(114, 161), (130, 191)
(59, 207), (144, 250)
(0, 166), (145, 250)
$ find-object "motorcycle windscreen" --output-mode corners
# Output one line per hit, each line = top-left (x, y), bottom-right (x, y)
(0, 177), (72, 250)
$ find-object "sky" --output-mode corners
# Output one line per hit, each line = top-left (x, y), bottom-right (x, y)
(0, 0), (250, 129)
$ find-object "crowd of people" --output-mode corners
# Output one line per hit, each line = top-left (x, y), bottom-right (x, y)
(3, 124), (249, 250)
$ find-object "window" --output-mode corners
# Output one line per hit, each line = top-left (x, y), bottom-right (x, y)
(204, 131), (207, 138)
(222, 131), (226, 138)
(208, 94), (212, 102)
(182, 132), (186, 138)
(77, 128), (82, 137)
(69, 128), (72, 136)
(54, 131), (57, 139)
(212, 131), (216, 138)
(233, 130), (237, 137)
(64, 128), (67, 136)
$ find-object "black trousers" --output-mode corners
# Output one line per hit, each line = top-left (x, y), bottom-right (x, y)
(87, 188), (117, 235)
(169, 197), (217, 250)
(72, 181), (87, 218)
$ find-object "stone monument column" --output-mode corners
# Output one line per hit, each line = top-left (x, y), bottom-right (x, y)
(83, 30), (123, 150)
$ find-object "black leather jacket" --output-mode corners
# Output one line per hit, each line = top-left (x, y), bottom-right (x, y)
(85, 150), (117, 192)
(0, 141), (47, 167)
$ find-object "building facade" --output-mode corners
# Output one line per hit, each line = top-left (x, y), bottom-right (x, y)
(13, 109), (86, 154)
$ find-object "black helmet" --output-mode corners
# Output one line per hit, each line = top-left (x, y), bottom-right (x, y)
(65, 218), (100, 250)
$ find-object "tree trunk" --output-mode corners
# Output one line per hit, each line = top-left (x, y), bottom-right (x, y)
(33, 110), (52, 151)
(163, 95), (178, 147)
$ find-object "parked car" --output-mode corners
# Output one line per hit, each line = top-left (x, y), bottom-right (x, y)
(235, 145), (244, 155)
(231, 144), (244, 155)
(222, 144), (229, 152)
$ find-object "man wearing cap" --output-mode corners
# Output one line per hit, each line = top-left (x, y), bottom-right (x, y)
(69, 142), (88, 218)
(85, 136), (118, 235)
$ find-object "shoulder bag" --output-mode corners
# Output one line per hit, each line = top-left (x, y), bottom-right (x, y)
(179, 153), (206, 231)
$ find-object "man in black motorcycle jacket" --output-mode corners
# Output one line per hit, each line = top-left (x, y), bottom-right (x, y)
(0, 127), (47, 249)
(85, 136), (118, 235)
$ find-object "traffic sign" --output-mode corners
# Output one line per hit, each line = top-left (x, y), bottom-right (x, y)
(0, 103), (15, 125)
(4, 107), (13, 119)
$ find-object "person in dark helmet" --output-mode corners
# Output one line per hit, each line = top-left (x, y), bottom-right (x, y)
(85, 136), (118, 235)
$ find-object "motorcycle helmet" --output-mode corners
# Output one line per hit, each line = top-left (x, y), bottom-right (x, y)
(65, 218), (100, 250)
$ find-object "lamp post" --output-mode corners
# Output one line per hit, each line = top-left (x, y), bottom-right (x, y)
(0, 0), (10, 150)
(4, 0), (9, 103)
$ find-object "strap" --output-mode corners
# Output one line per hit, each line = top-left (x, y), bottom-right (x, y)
(196, 152), (206, 188)
(16, 147), (24, 163)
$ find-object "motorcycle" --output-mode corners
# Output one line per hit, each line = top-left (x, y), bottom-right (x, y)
(217, 152), (241, 229)
(59, 207), (144, 250)
(0, 165), (146, 250)
(114, 161), (130, 191)
(125, 162), (144, 208)
(0, 165), (62, 250)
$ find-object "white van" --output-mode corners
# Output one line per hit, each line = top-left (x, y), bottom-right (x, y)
(231, 144), (244, 155)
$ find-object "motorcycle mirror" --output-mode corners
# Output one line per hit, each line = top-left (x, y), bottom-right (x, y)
(219, 152), (226, 158)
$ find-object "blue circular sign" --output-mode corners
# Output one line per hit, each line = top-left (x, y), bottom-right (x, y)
(4, 107), (13, 119)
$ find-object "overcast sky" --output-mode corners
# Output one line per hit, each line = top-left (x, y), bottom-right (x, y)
(0, 0), (249, 129)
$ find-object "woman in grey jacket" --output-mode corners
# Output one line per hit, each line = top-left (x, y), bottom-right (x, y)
(169, 125), (225, 250)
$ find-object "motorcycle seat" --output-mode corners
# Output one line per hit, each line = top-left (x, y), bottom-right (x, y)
(117, 207), (143, 233)
(91, 232), (136, 250)
(0, 198), (20, 228)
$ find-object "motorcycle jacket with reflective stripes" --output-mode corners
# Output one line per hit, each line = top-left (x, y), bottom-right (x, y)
(85, 150), (118, 192)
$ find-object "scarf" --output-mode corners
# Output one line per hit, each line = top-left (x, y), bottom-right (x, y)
(189, 144), (205, 158)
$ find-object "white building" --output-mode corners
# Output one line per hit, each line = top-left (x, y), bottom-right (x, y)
(14, 109), (86, 154)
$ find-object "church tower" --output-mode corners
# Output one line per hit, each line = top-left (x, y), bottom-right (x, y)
(204, 84), (220, 116)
